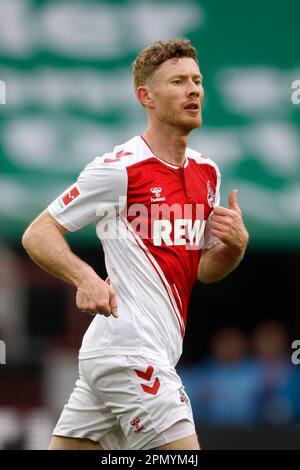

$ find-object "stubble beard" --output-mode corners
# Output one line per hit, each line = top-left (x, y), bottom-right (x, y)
(159, 106), (202, 132)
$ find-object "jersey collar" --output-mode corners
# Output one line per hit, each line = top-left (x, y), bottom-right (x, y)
(140, 136), (189, 169)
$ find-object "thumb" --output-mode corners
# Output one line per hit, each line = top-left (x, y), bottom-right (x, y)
(109, 287), (119, 318)
(228, 188), (240, 212)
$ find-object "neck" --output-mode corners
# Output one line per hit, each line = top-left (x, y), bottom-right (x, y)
(142, 121), (190, 167)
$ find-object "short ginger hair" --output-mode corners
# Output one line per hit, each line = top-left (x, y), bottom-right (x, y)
(132, 38), (198, 90)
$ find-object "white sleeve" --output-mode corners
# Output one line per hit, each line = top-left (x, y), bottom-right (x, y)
(47, 156), (127, 232)
(202, 164), (222, 251)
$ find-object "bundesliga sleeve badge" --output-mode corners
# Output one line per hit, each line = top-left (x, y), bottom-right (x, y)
(61, 185), (80, 206)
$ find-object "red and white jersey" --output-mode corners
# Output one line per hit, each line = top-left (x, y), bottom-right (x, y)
(48, 135), (221, 366)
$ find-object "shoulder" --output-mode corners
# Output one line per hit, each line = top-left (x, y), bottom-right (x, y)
(187, 147), (220, 173)
(187, 146), (221, 182)
(90, 135), (151, 170)
(76, 135), (153, 190)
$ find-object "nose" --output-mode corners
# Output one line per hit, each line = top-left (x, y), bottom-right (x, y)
(187, 79), (201, 97)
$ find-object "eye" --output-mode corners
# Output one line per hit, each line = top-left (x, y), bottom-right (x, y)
(194, 79), (202, 85)
(172, 79), (182, 85)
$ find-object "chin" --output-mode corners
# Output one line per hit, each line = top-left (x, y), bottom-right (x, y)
(181, 117), (202, 131)
(165, 114), (202, 131)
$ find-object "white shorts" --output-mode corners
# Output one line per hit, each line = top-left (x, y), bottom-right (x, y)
(52, 355), (195, 450)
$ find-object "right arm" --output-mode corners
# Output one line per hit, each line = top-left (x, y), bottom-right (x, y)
(22, 209), (118, 317)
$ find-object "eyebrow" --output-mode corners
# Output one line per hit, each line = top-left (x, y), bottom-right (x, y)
(169, 73), (203, 80)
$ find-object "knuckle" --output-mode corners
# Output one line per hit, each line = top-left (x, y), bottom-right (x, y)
(101, 303), (110, 313)
(79, 301), (90, 310)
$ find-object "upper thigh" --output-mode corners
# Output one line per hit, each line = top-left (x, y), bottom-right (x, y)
(49, 435), (103, 450)
(152, 433), (200, 450)
(52, 374), (118, 447)
(85, 356), (195, 450)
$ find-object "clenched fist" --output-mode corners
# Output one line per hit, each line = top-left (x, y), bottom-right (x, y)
(75, 268), (119, 318)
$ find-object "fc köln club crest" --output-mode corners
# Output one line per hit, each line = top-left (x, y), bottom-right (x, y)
(207, 181), (215, 208)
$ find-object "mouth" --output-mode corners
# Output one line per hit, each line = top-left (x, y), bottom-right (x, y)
(183, 103), (200, 114)
(184, 108), (200, 114)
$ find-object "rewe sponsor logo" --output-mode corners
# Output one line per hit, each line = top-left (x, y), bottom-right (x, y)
(153, 219), (206, 246)
(96, 200), (207, 250)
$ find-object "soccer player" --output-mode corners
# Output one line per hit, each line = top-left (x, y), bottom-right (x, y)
(22, 39), (249, 450)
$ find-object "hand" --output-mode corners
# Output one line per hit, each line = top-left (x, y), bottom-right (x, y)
(75, 268), (118, 318)
(210, 189), (249, 252)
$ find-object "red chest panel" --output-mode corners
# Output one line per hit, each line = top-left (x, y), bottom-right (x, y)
(123, 157), (217, 332)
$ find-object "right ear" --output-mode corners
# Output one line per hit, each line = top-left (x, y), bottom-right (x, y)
(136, 85), (154, 109)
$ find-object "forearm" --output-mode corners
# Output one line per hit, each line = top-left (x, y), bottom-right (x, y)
(22, 213), (94, 288)
(198, 242), (246, 284)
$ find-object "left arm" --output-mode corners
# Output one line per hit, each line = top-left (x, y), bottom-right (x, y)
(198, 189), (249, 284)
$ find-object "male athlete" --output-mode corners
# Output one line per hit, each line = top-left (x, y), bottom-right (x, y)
(22, 39), (249, 450)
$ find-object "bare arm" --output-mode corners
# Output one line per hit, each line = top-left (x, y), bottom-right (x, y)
(22, 210), (118, 317)
(198, 189), (249, 284)
(198, 242), (246, 283)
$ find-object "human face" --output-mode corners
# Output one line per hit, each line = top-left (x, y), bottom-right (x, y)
(148, 57), (204, 132)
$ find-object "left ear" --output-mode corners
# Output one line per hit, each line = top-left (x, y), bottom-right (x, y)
(136, 85), (155, 109)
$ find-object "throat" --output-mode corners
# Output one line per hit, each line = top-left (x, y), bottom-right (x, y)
(141, 134), (187, 167)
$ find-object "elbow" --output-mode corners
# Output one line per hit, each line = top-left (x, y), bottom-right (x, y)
(22, 225), (35, 252)
(197, 269), (225, 284)
(197, 274), (218, 284)
(197, 264), (215, 284)
(22, 227), (31, 251)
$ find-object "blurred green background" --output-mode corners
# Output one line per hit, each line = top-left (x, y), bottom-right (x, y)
(1, 0), (299, 248)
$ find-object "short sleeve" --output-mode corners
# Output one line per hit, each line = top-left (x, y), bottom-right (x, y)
(48, 157), (127, 232)
(202, 164), (222, 251)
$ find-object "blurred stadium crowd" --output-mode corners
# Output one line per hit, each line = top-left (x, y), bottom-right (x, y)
(180, 322), (300, 428)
